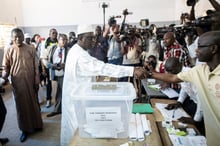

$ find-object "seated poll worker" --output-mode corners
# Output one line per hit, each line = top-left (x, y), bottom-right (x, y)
(61, 24), (147, 146)
(145, 31), (220, 146)
(163, 57), (205, 135)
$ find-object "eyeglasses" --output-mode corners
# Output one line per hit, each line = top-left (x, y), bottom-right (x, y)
(198, 44), (214, 48)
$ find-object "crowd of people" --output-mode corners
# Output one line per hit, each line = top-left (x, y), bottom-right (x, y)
(0, 0), (219, 145)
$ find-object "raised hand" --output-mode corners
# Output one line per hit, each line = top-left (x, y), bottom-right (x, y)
(133, 67), (147, 79)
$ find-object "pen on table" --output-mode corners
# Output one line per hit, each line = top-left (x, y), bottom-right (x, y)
(172, 107), (177, 118)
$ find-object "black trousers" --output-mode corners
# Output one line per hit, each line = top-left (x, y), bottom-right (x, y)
(53, 76), (63, 113)
(182, 97), (206, 136)
(46, 69), (52, 101)
(0, 95), (6, 132)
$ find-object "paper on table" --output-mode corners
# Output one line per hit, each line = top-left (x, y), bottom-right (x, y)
(148, 84), (179, 98)
(155, 103), (189, 121)
(129, 114), (137, 140)
(169, 135), (207, 146)
(135, 113), (145, 141)
(140, 114), (151, 136)
(161, 88), (179, 98)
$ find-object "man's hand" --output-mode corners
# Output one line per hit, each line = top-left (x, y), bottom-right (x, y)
(178, 117), (194, 124)
(133, 67), (147, 79)
(165, 102), (182, 110)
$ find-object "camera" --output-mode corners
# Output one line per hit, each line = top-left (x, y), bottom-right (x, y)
(122, 9), (133, 15)
(191, 16), (212, 27)
(156, 26), (174, 40)
(186, 0), (198, 6)
(108, 17), (117, 26)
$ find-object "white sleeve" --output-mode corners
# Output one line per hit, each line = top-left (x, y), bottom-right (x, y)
(77, 53), (134, 78)
(193, 94), (203, 122)
(40, 41), (50, 67)
(177, 88), (188, 103)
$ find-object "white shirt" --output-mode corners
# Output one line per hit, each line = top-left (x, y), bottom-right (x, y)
(53, 47), (64, 76)
(61, 44), (134, 146)
(179, 67), (203, 122)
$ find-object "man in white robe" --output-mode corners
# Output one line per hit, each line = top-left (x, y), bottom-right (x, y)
(61, 25), (147, 145)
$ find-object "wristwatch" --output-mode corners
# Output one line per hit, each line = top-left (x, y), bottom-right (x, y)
(148, 71), (153, 78)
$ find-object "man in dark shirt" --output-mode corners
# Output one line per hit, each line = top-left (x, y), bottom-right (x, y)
(88, 25), (108, 63)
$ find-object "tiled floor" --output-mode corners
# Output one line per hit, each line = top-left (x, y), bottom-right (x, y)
(0, 83), (61, 146)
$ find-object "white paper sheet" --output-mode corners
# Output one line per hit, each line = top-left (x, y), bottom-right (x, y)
(161, 88), (179, 98)
(129, 114), (137, 140)
(140, 114), (151, 136)
(135, 113), (145, 141)
(156, 103), (189, 121)
(169, 135), (207, 146)
(148, 84), (179, 98)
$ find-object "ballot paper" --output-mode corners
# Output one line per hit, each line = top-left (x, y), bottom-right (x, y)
(135, 113), (145, 141)
(169, 135), (207, 146)
(140, 114), (151, 135)
(129, 114), (150, 141)
(155, 103), (189, 121)
(129, 114), (137, 140)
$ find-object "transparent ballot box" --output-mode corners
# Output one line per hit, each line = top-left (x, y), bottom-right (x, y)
(72, 82), (136, 138)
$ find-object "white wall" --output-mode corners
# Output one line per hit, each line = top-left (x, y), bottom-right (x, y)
(0, 0), (23, 25)
(0, 0), (219, 37)
(0, 0), (218, 26)
(20, 0), (176, 26)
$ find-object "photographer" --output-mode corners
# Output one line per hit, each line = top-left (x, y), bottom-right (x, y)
(103, 18), (123, 65)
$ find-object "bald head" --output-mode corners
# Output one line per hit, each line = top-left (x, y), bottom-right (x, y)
(165, 57), (182, 74)
(163, 32), (175, 47)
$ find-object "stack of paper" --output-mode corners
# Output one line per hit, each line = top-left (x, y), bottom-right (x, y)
(128, 113), (152, 141)
(169, 135), (207, 146)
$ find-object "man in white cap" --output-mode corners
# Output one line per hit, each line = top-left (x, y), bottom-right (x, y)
(60, 24), (147, 145)
(24, 33), (32, 45)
